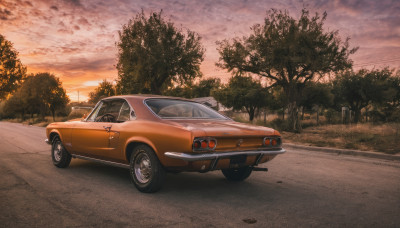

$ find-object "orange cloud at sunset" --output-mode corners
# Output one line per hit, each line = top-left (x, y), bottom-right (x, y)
(1, 0), (399, 101)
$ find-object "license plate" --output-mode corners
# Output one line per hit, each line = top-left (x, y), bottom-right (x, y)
(229, 155), (247, 168)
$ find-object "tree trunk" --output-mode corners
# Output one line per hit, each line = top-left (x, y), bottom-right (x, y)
(263, 109), (267, 125)
(248, 108), (255, 122)
(51, 109), (56, 121)
(354, 109), (362, 123)
(287, 101), (302, 132)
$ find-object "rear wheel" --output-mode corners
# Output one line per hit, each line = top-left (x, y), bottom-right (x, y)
(129, 145), (166, 193)
(51, 137), (71, 168)
(221, 166), (253, 181)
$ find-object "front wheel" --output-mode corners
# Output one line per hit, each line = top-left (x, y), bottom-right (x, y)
(221, 166), (253, 181)
(129, 145), (166, 193)
(51, 137), (72, 168)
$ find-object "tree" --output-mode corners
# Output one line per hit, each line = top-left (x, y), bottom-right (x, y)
(88, 79), (115, 104)
(192, 78), (221, 98)
(213, 75), (271, 121)
(0, 34), (26, 99)
(164, 77), (222, 98)
(116, 10), (205, 95)
(332, 68), (394, 123)
(6, 73), (69, 120)
(383, 71), (400, 121)
(216, 8), (357, 131)
(299, 82), (333, 124)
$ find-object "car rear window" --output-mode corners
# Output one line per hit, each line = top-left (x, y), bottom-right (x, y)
(145, 99), (228, 119)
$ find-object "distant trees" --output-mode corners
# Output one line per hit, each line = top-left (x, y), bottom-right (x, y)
(213, 75), (271, 121)
(3, 73), (69, 120)
(164, 78), (221, 98)
(216, 9), (357, 131)
(299, 82), (333, 124)
(116, 11), (205, 95)
(0, 34), (27, 100)
(333, 68), (397, 123)
(88, 79), (115, 104)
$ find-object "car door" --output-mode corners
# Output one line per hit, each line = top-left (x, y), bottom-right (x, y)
(101, 100), (136, 162)
(71, 100), (119, 159)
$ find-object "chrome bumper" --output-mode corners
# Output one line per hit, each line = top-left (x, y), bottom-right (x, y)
(165, 148), (286, 171)
(45, 139), (51, 145)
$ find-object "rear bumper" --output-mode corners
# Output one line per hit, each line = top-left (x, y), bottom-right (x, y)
(164, 148), (286, 171)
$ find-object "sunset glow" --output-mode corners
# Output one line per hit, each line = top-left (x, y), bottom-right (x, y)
(1, 0), (399, 101)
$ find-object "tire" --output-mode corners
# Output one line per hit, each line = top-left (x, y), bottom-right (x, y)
(51, 137), (72, 168)
(221, 166), (253, 181)
(129, 145), (166, 193)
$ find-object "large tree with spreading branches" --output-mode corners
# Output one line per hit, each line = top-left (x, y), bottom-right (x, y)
(216, 9), (357, 131)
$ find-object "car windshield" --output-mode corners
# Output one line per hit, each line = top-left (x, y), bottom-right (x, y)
(145, 99), (228, 120)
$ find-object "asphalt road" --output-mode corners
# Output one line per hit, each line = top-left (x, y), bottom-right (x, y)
(1, 122), (399, 227)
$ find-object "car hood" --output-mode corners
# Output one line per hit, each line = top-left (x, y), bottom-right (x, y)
(165, 119), (277, 137)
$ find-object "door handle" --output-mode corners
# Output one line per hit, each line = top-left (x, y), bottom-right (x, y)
(103, 126), (111, 132)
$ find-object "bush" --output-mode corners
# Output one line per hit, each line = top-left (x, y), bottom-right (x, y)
(268, 118), (290, 131)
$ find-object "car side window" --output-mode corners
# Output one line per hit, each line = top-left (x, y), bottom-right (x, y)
(117, 101), (131, 122)
(86, 101), (103, 122)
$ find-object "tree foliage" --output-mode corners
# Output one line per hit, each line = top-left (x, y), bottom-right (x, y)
(213, 75), (271, 121)
(332, 68), (395, 123)
(116, 10), (205, 95)
(0, 34), (26, 99)
(3, 73), (69, 120)
(165, 78), (221, 98)
(216, 8), (357, 131)
(88, 79), (115, 104)
(299, 82), (333, 124)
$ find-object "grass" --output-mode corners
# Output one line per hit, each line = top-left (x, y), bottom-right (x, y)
(3, 116), (70, 127)
(281, 123), (400, 154)
(1, 109), (92, 127)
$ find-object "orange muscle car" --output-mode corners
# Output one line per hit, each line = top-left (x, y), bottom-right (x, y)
(46, 95), (285, 192)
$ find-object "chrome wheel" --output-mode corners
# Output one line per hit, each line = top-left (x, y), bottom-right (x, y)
(134, 151), (152, 184)
(51, 137), (72, 168)
(53, 142), (62, 162)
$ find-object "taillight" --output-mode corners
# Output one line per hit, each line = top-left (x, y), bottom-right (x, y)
(263, 137), (281, 147)
(201, 140), (208, 149)
(193, 138), (217, 151)
(193, 140), (201, 149)
(208, 139), (216, 149)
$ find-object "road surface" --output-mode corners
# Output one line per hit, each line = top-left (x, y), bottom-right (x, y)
(1, 122), (399, 227)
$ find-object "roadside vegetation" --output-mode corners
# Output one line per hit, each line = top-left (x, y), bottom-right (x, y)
(282, 123), (400, 154)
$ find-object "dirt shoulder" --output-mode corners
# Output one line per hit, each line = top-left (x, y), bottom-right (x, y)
(282, 123), (400, 155)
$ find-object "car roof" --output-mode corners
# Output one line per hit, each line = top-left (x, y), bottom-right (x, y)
(101, 94), (192, 102)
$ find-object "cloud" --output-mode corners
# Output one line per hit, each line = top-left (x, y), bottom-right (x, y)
(23, 1), (33, 7)
(63, 0), (82, 7)
(0, 8), (12, 20)
(77, 17), (91, 26)
(50, 5), (58, 11)
(30, 57), (116, 72)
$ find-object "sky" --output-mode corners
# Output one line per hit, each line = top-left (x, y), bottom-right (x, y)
(1, 0), (399, 101)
